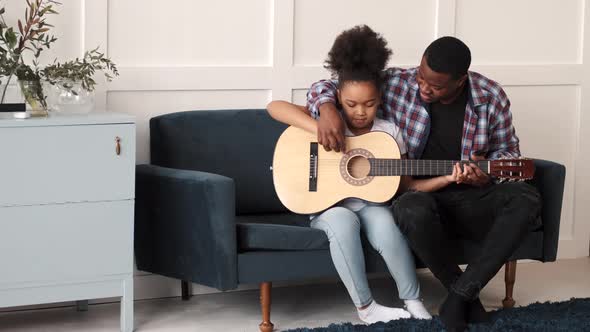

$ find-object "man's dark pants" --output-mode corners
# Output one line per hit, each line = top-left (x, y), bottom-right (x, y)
(393, 182), (541, 299)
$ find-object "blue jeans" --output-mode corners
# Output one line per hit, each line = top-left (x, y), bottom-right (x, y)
(311, 205), (420, 307)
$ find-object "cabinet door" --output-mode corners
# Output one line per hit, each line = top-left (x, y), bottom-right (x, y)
(0, 200), (133, 285)
(0, 124), (135, 206)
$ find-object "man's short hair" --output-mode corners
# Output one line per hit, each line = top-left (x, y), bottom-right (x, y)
(423, 36), (471, 79)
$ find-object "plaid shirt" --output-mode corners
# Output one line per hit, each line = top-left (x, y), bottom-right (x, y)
(307, 67), (520, 161)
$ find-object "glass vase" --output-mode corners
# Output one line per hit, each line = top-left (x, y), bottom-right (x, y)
(18, 79), (48, 117)
(44, 80), (95, 114)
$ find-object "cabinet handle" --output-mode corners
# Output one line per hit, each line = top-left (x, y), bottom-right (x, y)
(115, 136), (121, 155)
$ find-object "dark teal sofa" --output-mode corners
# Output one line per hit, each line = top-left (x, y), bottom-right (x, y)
(134, 109), (566, 332)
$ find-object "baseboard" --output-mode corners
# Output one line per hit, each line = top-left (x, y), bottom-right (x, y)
(0, 259), (564, 313)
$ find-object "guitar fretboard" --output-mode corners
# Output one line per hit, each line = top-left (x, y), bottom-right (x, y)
(368, 159), (489, 176)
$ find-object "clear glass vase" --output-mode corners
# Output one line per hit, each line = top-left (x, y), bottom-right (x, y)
(44, 80), (95, 114)
(18, 79), (48, 117)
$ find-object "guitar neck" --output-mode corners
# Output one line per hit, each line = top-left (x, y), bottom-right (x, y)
(368, 159), (490, 176)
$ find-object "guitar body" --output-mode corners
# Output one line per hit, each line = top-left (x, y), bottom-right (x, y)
(272, 126), (401, 214)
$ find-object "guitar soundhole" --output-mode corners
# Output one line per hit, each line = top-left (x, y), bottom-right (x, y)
(348, 156), (370, 179)
(340, 149), (374, 186)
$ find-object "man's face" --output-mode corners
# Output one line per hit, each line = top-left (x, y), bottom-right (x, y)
(416, 56), (466, 104)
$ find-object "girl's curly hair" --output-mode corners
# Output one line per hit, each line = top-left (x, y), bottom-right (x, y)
(324, 25), (392, 87)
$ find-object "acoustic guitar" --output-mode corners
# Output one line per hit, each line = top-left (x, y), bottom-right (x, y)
(272, 126), (535, 214)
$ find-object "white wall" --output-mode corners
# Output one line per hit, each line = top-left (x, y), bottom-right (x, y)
(5, 0), (590, 300)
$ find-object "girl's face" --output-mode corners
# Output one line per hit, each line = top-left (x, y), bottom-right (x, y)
(337, 80), (380, 135)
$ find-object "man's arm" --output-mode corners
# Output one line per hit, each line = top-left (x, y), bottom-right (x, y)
(307, 79), (338, 119)
(459, 92), (520, 186)
(305, 69), (401, 152)
(487, 97), (521, 159)
(306, 79), (346, 152)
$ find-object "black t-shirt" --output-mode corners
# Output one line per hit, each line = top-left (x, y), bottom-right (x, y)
(418, 87), (469, 191)
(420, 87), (468, 161)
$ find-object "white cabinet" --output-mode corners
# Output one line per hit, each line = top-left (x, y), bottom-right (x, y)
(0, 112), (135, 332)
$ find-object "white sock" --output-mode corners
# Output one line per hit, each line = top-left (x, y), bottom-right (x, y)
(404, 299), (432, 320)
(357, 301), (411, 324)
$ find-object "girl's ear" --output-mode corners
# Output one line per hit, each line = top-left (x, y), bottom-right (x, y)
(337, 89), (342, 104)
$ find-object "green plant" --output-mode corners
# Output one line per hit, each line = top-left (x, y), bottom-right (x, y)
(42, 47), (119, 93)
(0, 0), (60, 105)
(0, 1), (118, 111)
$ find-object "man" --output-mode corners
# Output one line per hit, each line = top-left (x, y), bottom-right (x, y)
(306, 36), (541, 331)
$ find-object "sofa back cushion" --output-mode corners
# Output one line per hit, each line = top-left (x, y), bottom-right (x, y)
(150, 109), (288, 214)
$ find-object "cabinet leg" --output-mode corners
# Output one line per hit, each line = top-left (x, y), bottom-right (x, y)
(120, 275), (134, 332)
(181, 280), (192, 301)
(76, 300), (88, 312)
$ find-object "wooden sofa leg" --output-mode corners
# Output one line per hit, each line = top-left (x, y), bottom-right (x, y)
(259, 282), (274, 332)
(502, 260), (517, 308)
(181, 280), (192, 301)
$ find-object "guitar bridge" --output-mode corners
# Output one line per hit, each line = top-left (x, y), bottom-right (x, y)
(309, 142), (318, 192)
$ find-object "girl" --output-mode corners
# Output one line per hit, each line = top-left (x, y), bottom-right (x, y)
(267, 25), (433, 324)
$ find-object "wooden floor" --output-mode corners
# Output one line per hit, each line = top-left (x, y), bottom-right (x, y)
(0, 257), (589, 332)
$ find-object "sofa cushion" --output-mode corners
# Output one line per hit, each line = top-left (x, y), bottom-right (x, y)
(150, 109), (289, 215)
(236, 213), (329, 251)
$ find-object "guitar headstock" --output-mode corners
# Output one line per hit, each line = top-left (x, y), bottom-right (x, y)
(489, 158), (535, 180)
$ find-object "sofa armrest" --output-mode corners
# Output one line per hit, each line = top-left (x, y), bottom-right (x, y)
(135, 164), (237, 290)
(529, 159), (566, 262)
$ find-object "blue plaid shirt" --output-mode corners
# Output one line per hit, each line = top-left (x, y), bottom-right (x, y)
(307, 67), (520, 161)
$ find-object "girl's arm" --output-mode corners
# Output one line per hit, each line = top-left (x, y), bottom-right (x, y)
(402, 175), (455, 193)
(267, 101), (318, 134)
(398, 155), (459, 193)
